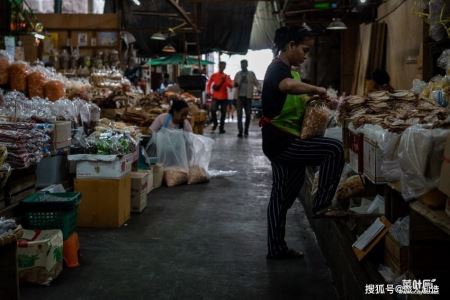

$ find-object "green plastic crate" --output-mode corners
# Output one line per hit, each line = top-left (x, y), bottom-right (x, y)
(21, 192), (81, 240)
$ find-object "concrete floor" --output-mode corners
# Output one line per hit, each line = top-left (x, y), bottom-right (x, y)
(21, 120), (338, 300)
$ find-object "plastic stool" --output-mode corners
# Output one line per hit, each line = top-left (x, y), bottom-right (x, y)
(63, 232), (80, 268)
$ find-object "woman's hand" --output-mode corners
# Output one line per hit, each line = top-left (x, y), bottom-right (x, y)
(314, 86), (327, 95)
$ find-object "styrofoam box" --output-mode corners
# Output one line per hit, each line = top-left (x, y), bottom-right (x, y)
(69, 150), (138, 179)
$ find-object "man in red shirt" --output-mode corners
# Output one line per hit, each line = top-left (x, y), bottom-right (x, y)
(206, 61), (233, 134)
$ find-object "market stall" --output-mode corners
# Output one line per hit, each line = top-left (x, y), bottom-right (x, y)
(297, 51), (450, 298)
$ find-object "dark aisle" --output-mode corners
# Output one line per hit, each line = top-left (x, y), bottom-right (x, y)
(21, 121), (338, 300)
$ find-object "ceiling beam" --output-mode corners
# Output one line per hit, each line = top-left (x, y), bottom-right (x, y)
(165, 0), (199, 33)
(132, 11), (190, 17)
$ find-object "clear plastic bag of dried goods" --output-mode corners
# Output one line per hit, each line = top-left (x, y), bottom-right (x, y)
(51, 99), (77, 121)
(185, 132), (214, 184)
(80, 102), (101, 134)
(300, 99), (331, 139)
(27, 70), (47, 98)
(0, 50), (12, 85)
(44, 80), (65, 101)
(150, 128), (189, 187)
(9, 62), (29, 93)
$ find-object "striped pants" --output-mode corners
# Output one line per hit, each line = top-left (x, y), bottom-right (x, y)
(267, 137), (345, 256)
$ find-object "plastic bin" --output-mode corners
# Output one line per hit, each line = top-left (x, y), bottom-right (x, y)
(21, 192), (81, 240)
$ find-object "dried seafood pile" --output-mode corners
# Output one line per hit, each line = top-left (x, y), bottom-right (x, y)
(339, 90), (449, 132)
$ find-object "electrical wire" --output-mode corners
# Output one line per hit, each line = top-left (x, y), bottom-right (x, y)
(376, 0), (408, 21)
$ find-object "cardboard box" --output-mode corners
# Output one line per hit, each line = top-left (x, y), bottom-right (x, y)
(53, 121), (72, 150)
(138, 169), (153, 194)
(363, 137), (387, 184)
(439, 134), (450, 197)
(130, 172), (148, 192)
(153, 164), (164, 189)
(69, 150), (138, 179)
(384, 232), (409, 274)
(17, 229), (63, 285)
(348, 128), (364, 174)
(131, 192), (147, 213)
(75, 176), (131, 228)
(130, 172), (148, 213)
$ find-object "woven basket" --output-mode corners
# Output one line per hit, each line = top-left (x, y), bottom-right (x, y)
(0, 225), (23, 247)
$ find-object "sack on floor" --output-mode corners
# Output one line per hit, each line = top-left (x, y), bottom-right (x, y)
(300, 99), (330, 139)
(150, 128), (189, 187)
(164, 167), (188, 187)
(185, 133), (214, 184)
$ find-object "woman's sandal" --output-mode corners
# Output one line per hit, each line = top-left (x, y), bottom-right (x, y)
(266, 249), (304, 260)
(313, 207), (348, 219)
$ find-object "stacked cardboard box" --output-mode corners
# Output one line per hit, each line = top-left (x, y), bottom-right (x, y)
(130, 172), (148, 213)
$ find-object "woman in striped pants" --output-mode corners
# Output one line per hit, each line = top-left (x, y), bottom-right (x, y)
(261, 26), (346, 260)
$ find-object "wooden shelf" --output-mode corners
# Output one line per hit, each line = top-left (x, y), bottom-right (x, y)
(410, 200), (450, 236)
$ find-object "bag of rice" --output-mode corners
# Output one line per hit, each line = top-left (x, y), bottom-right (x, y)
(185, 133), (214, 184)
(164, 167), (188, 187)
(188, 165), (209, 184)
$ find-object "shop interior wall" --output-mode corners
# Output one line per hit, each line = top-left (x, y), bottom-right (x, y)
(341, 21), (359, 95)
(33, 13), (120, 65)
(378, 0), (423, 89)
(301, 33), (341, 90)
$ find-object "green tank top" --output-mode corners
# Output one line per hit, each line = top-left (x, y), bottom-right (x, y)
(271, 70), (309, 136)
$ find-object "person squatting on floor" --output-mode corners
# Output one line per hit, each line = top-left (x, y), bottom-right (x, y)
(261, 25), (346, 260)
(234, 59), (261, 137)
(206, 61), (233, 134)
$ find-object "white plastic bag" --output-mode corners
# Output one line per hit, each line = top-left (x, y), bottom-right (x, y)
(389, 216), (410, 247)
(360, 124), (402, 181)
(398, 125), (450, 200)
(154, 128), (189, 187)
(185, 133), (214, 184)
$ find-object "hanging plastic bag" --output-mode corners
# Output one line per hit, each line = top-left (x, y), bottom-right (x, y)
(429, 0), (446, 42)
(185, 133), (214, 184)
(300, 99), (330, 139)
(152, 128), (189, 187)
